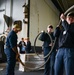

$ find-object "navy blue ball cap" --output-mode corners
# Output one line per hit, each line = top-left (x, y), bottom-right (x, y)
(67, 12), (74, 17)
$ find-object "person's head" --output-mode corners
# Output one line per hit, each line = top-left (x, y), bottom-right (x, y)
(12, 24), (21, 33)
(25, 37), (29, 41)
(21, 38), (24, 41)
(66, 12), (74, 24)
(47, 25), (53, 33)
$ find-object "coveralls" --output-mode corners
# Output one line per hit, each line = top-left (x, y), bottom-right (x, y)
(54, 20), (74, 75)
(25, 41), (31, 53)
(39, 31), (56, 75)
(4, 30), (17, 75)
(18, 41), (26, 53)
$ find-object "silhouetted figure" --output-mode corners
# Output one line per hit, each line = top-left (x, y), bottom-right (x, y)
(18, 38), (26, 54)
(25, 37), (31, 53)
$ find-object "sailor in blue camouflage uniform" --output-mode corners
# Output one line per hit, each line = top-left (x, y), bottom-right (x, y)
(4, 24), (21, 75)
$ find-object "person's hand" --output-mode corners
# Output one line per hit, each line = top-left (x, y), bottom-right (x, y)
(60, 13), (65, 21)
(49, 43), (53, 46)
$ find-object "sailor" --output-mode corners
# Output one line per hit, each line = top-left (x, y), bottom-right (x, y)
(4, 24), (21, 75)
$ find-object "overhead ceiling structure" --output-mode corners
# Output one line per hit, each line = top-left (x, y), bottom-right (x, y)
(51, 0), (74, 13)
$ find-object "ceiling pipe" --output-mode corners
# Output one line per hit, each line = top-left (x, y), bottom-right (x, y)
(57, 0), (64, 12)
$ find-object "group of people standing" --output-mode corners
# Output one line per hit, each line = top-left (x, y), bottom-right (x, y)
(4, 12), (74, 75)
(18, 37), (31, 54)
(39, 12), (74, 75)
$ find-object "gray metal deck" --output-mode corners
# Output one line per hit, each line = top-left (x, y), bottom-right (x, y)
(0, 62), (44, 75)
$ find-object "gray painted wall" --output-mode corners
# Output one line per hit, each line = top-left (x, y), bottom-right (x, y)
(30, 0), (60, 46)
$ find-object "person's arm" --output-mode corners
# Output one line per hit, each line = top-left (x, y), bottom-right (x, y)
(9, 34), (19, 58)
(19, 41), (22, 46)
(24, 42), (26, 46)
(38, 31), (47, 41)
(49, 32), (55, 46)
(62, 20), (69, 30)
(54, 26), (61, 38)
(12, 46), (20, 59)
(60, 13), (69, 30)
(12, 46), (18, 54)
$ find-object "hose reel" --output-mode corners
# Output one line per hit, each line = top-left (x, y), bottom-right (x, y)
(34, 31), (53, 59)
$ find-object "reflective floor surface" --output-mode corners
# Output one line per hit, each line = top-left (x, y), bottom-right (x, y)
(0, 62), (44, 75)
